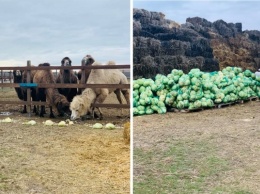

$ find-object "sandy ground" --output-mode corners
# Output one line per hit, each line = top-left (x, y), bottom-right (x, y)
(0, 89), (130, 194)
(134, 100), (260, 193)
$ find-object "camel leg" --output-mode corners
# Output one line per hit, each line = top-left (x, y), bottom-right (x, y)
(90, 106), (96, 119)
(94, 89), (109, 119)
(49, 106), (55, 118)
(22, 105), (27, 114)
(122, 89), (130, 104)
(114, 89), (123, 104)
(90, 101), (103, 120)
(114, 89), (123, 116)
(38, 88), (46, 117)
(95, 107), (103, 120)
(40, 106), (45, 117)
(35, 105), (40, 116)
(33, 105), (37, 114)
(122, 89), (130, 118)
(34, 88), (40, 116)
(31, 89), (37, 114)
(22, 91), (27, 113)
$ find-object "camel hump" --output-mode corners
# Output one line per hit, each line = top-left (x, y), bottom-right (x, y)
(106, 61), (116, 65)
(92, 62), (102, 66)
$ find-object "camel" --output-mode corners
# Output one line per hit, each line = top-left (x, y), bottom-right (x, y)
(13, 69), (37, 113)
(56, 57), (78, 102)
(33, 63), (70, 118)
(77, 55), (95, 94)
(70, 61), (130, 120)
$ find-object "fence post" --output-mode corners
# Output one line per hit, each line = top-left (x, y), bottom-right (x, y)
(82, 69), (86, 83)
(80, 67), (86, 94)
(27, 61), (32, 117)
(9, 71), (12, 86)
(1, 70), (3, 90)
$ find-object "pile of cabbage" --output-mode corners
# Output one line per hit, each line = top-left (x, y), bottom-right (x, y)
(133, 66), (260, 116)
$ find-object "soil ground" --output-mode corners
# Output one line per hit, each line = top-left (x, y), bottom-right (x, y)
(134, 100), (260, 193)
(0, 88), (130, 194)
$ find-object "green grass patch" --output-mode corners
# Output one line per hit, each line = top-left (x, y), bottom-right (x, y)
(233, 191), (253, 194)
(134, 139), (232, 194)
(0, 173), (10, 191)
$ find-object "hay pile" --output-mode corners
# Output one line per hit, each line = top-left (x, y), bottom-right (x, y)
(123, 122), (130, 144)
(63, 130), (130, 193)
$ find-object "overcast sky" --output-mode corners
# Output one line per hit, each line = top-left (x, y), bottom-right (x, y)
(0, 0), (130, 67)
(134, 0), (260, 31)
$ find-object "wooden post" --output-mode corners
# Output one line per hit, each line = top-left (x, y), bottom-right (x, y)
(80, 67), (86, 94)
(1, 70), (3, 90)
(11, 71), (14, 83)
(27, 61), (32, 117)
(9, 71), (12, 85)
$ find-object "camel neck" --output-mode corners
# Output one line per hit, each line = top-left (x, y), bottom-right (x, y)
(81, 88), (96, 103)
(46, 88), (61, 105)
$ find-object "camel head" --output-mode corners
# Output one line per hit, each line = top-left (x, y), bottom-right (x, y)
(70, 95), (90, 120)
(56, 96), (70, 117)
(61, 57), (72, 67)
(13, 70), (23, 81)
(61, 57), (72, 73)
(81, 55), (95, 66)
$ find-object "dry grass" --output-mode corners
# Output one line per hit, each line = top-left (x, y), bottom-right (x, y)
(134, 100), (260, 193)
(0, 89), (130, 194)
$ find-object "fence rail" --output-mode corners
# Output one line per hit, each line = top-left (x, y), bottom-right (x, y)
(0, 65), (130, 71)
(0, 61), (130, 115)
(0, 83), (130, 89)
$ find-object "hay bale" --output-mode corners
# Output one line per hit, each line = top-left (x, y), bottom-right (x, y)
(123, 122), (130, 144)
